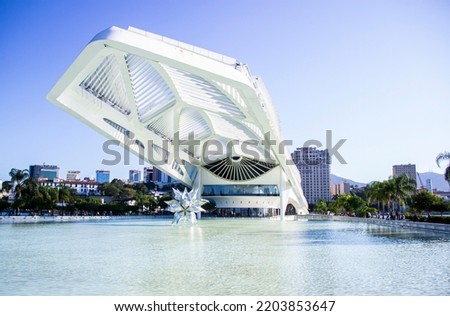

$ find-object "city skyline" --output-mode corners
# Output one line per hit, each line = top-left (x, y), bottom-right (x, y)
(4, 160), (447, 189)
(1, 0), (449, 183)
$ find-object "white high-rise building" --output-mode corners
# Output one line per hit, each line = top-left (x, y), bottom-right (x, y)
(292, 147), (331, 204)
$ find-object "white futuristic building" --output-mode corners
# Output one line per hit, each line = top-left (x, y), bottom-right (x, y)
(48, 26), (308, 217)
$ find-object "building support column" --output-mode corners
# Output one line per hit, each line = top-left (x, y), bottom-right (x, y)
(279, 168), (285, 221)
(193, 167), (202, 220)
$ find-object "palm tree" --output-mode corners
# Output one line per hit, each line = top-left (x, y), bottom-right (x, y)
(9, 168), (30, 214)
(390, 174), (416, 211)
(379, 180), (394, 212)
(366, 181), (383, 210)
(371, 180), (393, 212)
(436, 151), (450, 187)
(366, 176), (415, 216)
(9, 168), (30, 199)
(19, 178), (40, 213)
(1, 181), (12, 194)
(58, 186), (75, 215)
(22, 178), (40, 198)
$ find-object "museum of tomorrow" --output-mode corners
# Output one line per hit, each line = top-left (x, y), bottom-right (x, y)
(48, 26), (308, 218)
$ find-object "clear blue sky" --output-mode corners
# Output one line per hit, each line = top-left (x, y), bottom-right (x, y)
(0, 0), (449, 183)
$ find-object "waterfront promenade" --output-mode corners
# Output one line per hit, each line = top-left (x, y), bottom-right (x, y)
(2, 213), (449, 234)
(297, 214), (450, 233)
(0, 215), (110, 224)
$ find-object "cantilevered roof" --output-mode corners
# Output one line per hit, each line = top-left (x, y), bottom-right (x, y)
(47, 26), (296, 189)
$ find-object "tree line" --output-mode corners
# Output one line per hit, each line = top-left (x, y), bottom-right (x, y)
(313, 174), (449, 221)
(313, 151), (450, 220)
(0, 168), (185, 216)
(2, 150), (449, 218)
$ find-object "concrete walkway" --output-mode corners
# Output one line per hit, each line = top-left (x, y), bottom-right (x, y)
(297, 214), (450, 233)
(0, 215), (110, 224)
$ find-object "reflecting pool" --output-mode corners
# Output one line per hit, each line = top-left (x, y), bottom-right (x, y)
(0, 218), (449, 295)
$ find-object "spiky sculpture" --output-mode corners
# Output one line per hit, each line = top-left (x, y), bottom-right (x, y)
(165, 188), (208, 224)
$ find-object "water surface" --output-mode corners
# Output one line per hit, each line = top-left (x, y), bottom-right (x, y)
(0, 218), (448, 295)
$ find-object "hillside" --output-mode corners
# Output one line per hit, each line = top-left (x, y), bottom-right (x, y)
(330, 175), (367, 188)
(416, 172), (449, 192)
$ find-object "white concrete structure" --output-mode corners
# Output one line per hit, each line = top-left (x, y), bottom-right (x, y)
(48, 26), (308, 216)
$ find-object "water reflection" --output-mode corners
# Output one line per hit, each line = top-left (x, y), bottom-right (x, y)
(0, 219), (448, 295)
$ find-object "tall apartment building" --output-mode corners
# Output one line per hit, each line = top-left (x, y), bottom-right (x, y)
(129, 169), (142, 183)
(95, 169), (110, 184)
(392, 164), (416, 184)
(292, 147), (331, 204)
(143, 167), (154, 183)
(66, 170), (81, 181)
(143, 166), (173, 184)
(29, 164), (59, 180)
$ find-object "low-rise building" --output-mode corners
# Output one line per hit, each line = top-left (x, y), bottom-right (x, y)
(331, 182), (350, 197)
(39, 178), (101, 196)
(66, 171), (81, 181)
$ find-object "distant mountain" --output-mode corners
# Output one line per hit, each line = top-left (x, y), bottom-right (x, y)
(331, 172), (449, 192)
(330, 174), (367, 188)
(416, 172), (449, 192)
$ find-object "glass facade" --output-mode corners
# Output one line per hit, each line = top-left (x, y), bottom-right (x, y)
(213, 208), (280, 217)
(202, 185), (279, 196)
(40, 170), (58, 180)
(30, 165), (59, 180)
(129, 170), (141, 182)
(96, 170), (110, 184)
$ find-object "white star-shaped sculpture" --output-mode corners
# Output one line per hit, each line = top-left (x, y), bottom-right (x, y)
(165, 188), (209, 224)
